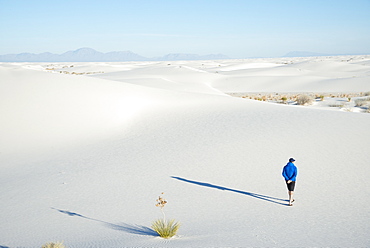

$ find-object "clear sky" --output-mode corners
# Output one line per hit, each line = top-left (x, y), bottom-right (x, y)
(1, 0), (369, 58)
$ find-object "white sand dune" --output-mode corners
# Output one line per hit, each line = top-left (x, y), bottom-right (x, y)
(0, 55), (369, 247)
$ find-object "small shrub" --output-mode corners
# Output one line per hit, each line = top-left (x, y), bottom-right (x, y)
(41, 242), (65, 248)
(355, 97), (370, 107)
(296, 95), (313, 105)
(355, 99), (367, 107)
(152, 219), (180, 239)
(328, 102), (344, 108)
(342, 104), (353, 112)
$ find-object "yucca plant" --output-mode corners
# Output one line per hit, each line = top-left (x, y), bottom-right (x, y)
(152, 218), (180, 238)
(152, 193), (180, 239)
(41, 242), (65, 248)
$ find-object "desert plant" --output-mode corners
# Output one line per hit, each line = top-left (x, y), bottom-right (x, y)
(41, 242), (65, 248)
(152, 219), (180, 239)
(328, 102), (344, 108)
(355, 98), (370, 107)
(296, 95), (313, 105)
(152, 193), (180, 239)
(341, 103), (353, 112)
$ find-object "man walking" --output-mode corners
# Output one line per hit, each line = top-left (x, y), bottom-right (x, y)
(282, 158), (298, 206)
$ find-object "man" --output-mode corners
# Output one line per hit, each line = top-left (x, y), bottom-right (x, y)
(282, 158), (298, 206)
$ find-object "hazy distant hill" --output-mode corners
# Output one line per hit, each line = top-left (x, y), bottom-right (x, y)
(0, 48), (146, 62)
(0, 48), (230, 62)
(283, 51), (370, 58)
(284, 51), (334, 57)
(153, 53), (230, 61)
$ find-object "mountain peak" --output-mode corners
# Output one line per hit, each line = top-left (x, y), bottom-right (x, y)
(73, 47), (99, 54)
(0, 48), (230, 62)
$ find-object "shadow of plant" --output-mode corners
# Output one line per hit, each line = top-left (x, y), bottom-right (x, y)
(106, 223), (158, 236)
(171, 176), (288, 206)
(52, 208), (158, 237)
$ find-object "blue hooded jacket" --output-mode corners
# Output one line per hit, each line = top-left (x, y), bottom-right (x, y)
(282, 162), (298, 181)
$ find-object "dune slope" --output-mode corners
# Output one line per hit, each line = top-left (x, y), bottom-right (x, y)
(0, 57), (369, 247)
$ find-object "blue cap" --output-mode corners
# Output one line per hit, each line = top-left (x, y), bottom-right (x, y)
(289, 158), (296, 162)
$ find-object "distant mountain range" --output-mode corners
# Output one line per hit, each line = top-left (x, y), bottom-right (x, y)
(283, 51), (333, 57)
(0, 48), (230, 62)
(283, 51), (370, 57)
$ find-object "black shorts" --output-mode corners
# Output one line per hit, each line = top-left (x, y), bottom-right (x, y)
(286, 180), (296, 191)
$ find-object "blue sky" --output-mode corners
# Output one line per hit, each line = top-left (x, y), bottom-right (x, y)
(1, 0), (369, 58)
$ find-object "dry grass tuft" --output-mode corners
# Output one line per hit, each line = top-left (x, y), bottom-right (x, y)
(152, 219), (180, 239)
(41, 242), (65, 248)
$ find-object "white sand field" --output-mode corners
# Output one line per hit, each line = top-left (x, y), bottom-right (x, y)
(1, 55), (369, 247)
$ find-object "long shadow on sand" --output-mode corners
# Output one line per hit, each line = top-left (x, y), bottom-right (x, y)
(52, 208), (158, 237)
(171, 176), (288, 206)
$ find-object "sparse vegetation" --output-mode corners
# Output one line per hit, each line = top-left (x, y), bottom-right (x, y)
(44, 64), (103, 75)
(152, 193), (180, 239)
(41, 242), (65, 248)
(228, 92), (370, 113)
(225, 92), (370, 113)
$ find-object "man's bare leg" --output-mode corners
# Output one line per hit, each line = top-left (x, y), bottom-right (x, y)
(288, 191), (294, 206)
